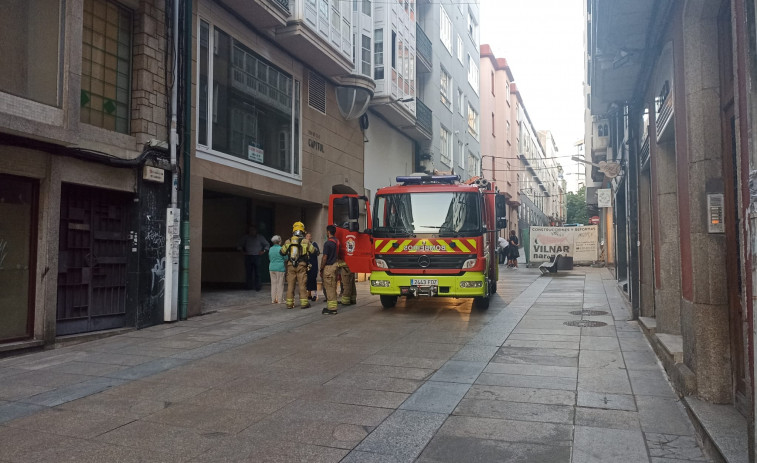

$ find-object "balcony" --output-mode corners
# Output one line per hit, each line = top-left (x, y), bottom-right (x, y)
(414, 98), (432, 138)
(276, 3), (354, 78)
(221, 0), (290, 30)
(416, 24), (432, 73)
(589, 1), (656, 115)
(368, 96), (432, 143)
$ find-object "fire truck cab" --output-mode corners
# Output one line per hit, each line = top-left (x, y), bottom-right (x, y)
(329, 174), (507, 309)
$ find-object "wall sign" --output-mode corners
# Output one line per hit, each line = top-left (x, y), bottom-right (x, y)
(597, 189), (612, 208)
(307, 129), (324, 153)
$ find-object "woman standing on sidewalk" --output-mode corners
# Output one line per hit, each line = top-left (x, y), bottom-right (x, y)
(507, 229), (520, 269)
(268, 235), (286, 303)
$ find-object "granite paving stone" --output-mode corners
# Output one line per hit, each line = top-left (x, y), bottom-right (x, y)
(437, 415), (573, 446)
(574, 407), (641, 430)
(142, 402), (266, 434)
(399, 380), (469, 414)
(483, 362), (577, 378)
(454, 398), (575, 424)
(351, 410), (448, 460)
(4, 407), (135, 439)
(578, 368), (633, 394)
(94, 419), (223, 458)
(645, 433), (709, 461)
(628, 369), (678, 397)
(578, 350), (625, 369)
(419, 435), (571, 463)
(429, 360), (487, 383)
(464, 384), (576, 406)
(577, 390), (637, 411)
(637, 395), (697, 435)
(623, 350), (663, 370)
(572, 426), (649, 463)
(476, 372), (578, 391)
(580, 335), (621, 351)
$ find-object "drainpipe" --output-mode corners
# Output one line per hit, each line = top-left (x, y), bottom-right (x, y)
(163, 0), (181, 322)
(178, 0), (193, 321)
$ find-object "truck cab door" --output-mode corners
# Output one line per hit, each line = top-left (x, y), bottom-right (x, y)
(328, 194), (373, 273)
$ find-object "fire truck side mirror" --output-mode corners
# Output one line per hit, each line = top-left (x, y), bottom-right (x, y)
(495, 195), (507, 230)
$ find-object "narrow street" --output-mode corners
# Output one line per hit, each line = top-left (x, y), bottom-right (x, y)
(0, 266), (709, 462)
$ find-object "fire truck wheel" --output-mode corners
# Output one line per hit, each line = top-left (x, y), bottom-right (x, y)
(380, 295), (398, 309)
(490, 278), (497, 294)
(473, 296), (490, 310)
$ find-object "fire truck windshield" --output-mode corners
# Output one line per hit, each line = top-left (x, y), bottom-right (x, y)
(373, 192), (482, 237)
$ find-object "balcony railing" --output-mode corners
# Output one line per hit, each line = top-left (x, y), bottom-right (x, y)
(416, 98), (432, 136)
(416, 24), (432, 72)
(272, 0), (289, 11)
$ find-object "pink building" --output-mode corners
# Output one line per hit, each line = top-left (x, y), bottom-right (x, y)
(480, 45), (520, 234)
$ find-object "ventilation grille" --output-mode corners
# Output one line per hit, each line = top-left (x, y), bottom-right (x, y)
(308, 71), (326, 114)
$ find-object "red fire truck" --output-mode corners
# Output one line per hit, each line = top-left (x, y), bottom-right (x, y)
(328, 174), (507, 309)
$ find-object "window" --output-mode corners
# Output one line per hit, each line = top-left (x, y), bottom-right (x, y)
(505, 80), (510, 101)
(467, 150), (479, 177)
(198, 23), (301, 176)
(491, 71), (495, 95)
(491, 113), (495, 136)
(440, 126), (452, 166)
(457, 140), (464, 167)
(391, 30), (396, 70)
(467, 9), (478, 45)
(467, 103), (479, 138)
(458, 89), (464, 116)
(361, 34), (371, 76)
(199, 21), (209, 145)
(506, 121), (511, 140)
(457, 34), (464, 63)
(1, 0), (62, 106)
(468, 55), (479, 94)
(81, 0), (132, 133)
(440, 7), (452, 53)
(374, 29), (384, 80)
(362, 0), (371, 16)
(440, 68), (452, 110)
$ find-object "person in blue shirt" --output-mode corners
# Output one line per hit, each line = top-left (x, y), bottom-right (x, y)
(237, 226), (269, 290)
(268, 235), (286, 303)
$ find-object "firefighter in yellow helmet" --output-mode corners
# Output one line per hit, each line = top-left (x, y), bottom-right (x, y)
(280, 221), (316, 309)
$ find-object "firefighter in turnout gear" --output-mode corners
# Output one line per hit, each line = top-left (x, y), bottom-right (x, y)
(280, 222), (316, 309)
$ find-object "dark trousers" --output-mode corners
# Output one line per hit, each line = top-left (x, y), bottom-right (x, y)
(244, 254), (262, 290)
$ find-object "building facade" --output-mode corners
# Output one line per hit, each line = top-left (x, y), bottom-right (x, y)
(0, 0), (377, 350)
(415, 0), (481, 177)
(479, 45), (520, 237)
(188, 0), (373, 312)
(586, 0), (756, 458)
(0, 0), (173, 349)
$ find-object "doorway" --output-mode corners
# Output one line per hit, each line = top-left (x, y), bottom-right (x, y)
(0, 174), (38, 342)
(56, 184), (132, 336)
(719, 3), (748, 415)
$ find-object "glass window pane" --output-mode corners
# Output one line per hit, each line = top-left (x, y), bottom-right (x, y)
(0, 0), (62, 106)
(211, 28), (298, 175)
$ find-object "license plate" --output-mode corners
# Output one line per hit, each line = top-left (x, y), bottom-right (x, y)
(411, 279), (438, 286)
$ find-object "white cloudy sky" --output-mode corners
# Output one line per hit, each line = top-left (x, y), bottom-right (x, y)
(480, 0), (585, 191)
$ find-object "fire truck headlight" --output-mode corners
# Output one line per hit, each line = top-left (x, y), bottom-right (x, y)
(460, 281), (483, 288)
(462, 258), (477, 269)
(371, 279), (391, 287)
(375, 259), (388, 269)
